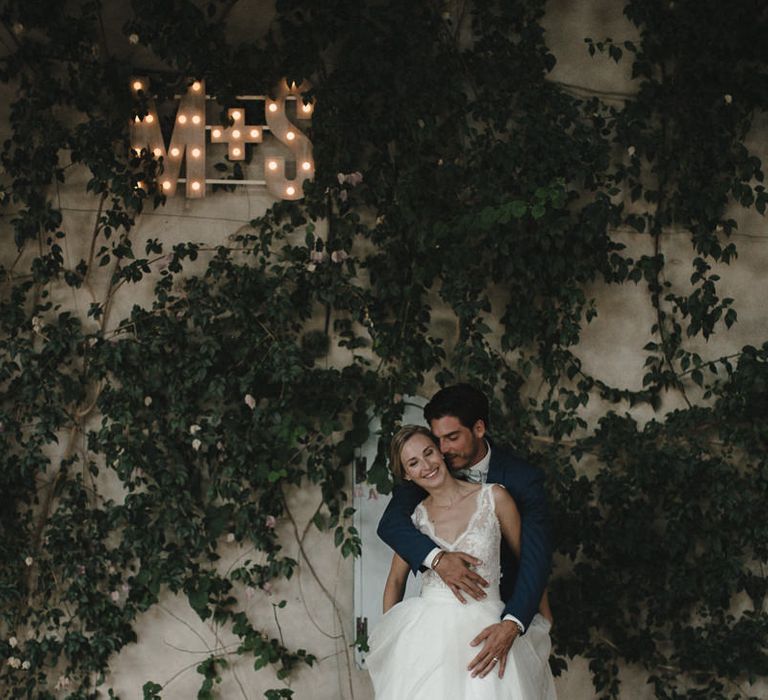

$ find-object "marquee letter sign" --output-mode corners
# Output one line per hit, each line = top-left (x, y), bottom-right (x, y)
(129, 78), (315, 200)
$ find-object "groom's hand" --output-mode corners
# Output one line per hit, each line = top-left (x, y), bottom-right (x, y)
(468, 620), (520, 678)
(434, 551), (489, 603)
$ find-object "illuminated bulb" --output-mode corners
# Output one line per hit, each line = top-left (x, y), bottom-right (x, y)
(302, 103), (312, 113)
(232, 129), (241, 139)
(286, 186), (296, 196)
(232, 147), (241, 157)
(267, 160), (278, 171)
(192, 115), (201, 125)
(178, 115), (187, 124)
(250, 128), (260, 138)
(136, 181), (145, 190)
(134, 116), (141, 123)
(302, 161), (312, 171)
(153, 148), (162, 157)
(212, 128), (222, 138)
(132, 81), (143, 91)
(268, 102), (278, 113)
(191, 181), (201, 191)
(145, 114), (154, 123)
(170, 147), (180, 157)
(191, 147), (201, 158)
(232, 110), (242, 121)
(162, 180), (172, 191)
(132, 146), (140, 154)
(191, 81), (201, 92)
(286, 131), (295, 141)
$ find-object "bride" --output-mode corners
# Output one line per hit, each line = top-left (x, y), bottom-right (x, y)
(366, 425), (556, 699)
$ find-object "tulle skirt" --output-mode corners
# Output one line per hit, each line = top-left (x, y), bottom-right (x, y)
(366, 588), (556, 700)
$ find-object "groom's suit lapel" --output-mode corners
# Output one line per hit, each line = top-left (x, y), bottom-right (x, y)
(486, 438), (505, 484)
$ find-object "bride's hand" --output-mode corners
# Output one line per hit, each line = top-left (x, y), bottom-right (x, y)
(434, 551), (489, 603)
(467, 620), (519, 678)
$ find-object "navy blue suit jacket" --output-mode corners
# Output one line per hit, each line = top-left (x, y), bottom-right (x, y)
(377, 442), (551, 629)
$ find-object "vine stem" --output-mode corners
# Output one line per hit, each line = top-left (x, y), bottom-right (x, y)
(281, 485), (355, 700)
(83, 191), (108, 291)
(649, 63), (692, 409)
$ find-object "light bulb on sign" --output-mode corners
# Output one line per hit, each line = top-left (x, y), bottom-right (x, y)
(232, 147), (241, 157)
(212, 129), (222, 138)
(192, 115), (201, 125)
(232, 110), (242, 121)
(250, 128), (260, 138)
(302, 103), (312, 114)
(178, 115), (187, 124)
(145, 114), (154, 123)
(302, 161), (312, 171)
(191, 148), (201, 158)
(286, 131), (295, 141)
(153, 148), (162, 157)
(232, 129), (241, 139)
(170, 147), (180, 157)
(268, 103), (278, 113)
(286, 186), (296, 196)
(191, 81), (202, 92)
(191, 181), (201, 191)
(162, 181), (172, 191)
(132, 81), (143, 91)
(267, 161), (278, 171)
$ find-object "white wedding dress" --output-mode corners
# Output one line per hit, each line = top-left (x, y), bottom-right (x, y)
(367, 483), (556, 699)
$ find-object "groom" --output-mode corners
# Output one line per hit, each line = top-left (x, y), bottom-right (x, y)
(377, 383), (552, 678)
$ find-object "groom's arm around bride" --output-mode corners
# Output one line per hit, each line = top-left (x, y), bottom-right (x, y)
(377, 385), (553, 649)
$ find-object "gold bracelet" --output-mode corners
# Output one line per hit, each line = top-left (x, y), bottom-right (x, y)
(433, 551), (445, 570)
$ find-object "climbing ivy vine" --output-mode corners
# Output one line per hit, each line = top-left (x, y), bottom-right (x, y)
(0, 0), (766, 698)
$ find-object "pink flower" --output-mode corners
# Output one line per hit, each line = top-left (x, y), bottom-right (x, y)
(265, 515), (277, 529)
(310, 250), (327, 264)
(192, 438), (202, 451)
(261, 581), (273, 595)
(331, 250), (348, 264)
(245, 586), (256, 599)
(244, 394), (256, 410)
(345, 171), (363, 187)
(110, 590), (120, 602)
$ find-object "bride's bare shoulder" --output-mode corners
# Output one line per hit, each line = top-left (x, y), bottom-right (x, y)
(490, 483), (517, 509)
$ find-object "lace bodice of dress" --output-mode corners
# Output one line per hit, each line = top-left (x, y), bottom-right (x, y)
(412, 483), (502, 595)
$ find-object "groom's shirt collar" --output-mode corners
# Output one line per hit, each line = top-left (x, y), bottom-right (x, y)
(472, 440), (492, 479)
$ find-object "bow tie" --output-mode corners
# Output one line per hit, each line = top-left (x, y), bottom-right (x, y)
(457, 467), (484, 484)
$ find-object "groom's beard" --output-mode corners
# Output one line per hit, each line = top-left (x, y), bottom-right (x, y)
(443, 442), (483, 471)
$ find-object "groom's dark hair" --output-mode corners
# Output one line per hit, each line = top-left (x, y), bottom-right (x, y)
(423, 383), (489, 430)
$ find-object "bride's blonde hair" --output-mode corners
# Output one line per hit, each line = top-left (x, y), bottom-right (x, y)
(388, 425), (436, 480)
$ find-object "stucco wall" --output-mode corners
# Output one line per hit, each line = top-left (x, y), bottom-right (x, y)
(2, 1), (766, 698)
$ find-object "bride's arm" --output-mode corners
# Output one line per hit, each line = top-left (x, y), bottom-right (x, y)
(382, 552), (410, 613)
(493, 485), (552, 622)
(493, 484), (522, 559)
